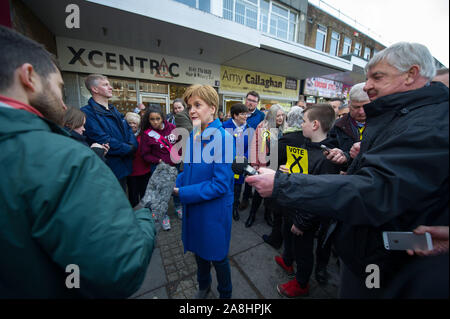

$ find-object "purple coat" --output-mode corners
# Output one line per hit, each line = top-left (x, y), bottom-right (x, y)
(140, 121), (177, 166)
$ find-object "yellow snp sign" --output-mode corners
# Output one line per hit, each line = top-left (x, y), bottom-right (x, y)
(220, 65), (299, 99)
(285, 146), (308, 174)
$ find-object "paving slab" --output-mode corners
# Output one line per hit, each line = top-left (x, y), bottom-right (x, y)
(129, 247), (167, 298)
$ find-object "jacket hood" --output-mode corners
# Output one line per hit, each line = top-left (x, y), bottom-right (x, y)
(0, 105), (69, 141)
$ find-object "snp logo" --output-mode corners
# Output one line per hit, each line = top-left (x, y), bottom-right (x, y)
(65, 4), (80, 29)
(365, 264), (380, 289)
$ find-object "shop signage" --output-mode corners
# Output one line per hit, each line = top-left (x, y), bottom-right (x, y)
(303, 77), (344, 98)
(220, 66), (298, 99)
(56, 37), (220, 86)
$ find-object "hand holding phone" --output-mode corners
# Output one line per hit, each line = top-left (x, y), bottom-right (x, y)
(383, 231), (433, 251)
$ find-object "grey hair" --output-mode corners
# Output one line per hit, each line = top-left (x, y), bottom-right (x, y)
(85, 74), (108, 92)
(365, 42), (436, 81)
(264, 104), (286, 130)
(349, 82), (370, 102)
(286, 106), (304, 129)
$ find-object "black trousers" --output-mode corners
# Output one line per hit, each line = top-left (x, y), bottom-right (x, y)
(233, 183), (243, 208)
(242, 182), (253, 201)
(127, 172), (151, 207)
(282, 215), (317, 288)
(315, 220), (334, 270)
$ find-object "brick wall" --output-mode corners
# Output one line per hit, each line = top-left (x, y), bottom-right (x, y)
(305, 4), (385, 59)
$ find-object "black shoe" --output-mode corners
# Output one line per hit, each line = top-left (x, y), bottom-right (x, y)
(245, 213), (255, 227)
(239, 199), (249, 210)
(262, 234), (282, 249)
(233, 207), (240, 221)
(315, 268), (329, 285)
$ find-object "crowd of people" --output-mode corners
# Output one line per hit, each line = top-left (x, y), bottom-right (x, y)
(0, 24), (448, 299)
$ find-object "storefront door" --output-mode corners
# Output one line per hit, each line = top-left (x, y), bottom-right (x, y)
(223, 95), (244, 118)
(140, 93), (170, 115)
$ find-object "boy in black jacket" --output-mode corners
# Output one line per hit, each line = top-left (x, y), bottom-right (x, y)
(276, 104), (341, 298)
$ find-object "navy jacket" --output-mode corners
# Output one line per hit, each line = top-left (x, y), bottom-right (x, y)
(246, 108), (265, 130)
(81, 98), (137, 180)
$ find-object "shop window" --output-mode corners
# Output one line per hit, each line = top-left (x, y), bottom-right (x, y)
(139, 80), (168, 95)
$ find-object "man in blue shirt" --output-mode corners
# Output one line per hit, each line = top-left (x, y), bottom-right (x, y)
(239, 91), (265, 210)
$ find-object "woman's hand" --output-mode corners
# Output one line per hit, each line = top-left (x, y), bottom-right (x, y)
(173, 187), (179, 196)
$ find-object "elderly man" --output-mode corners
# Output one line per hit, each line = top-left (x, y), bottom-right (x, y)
(328, 97), (344, 119)
(246, 42), (449, 298)
(81, 74), (138, 191)
(328, 83), (369, 161)
(0, 26), (155, 298)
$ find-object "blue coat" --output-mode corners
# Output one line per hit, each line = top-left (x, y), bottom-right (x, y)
(81, 98), (137, 180)
(176, 119), (235, 261)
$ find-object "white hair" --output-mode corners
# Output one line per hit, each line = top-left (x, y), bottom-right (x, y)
(365, 42), (436, 81)
(349, 82), (370, 102)
(286, 106), (304, 129)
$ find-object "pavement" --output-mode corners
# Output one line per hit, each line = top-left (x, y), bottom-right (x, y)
(129, 197), (340, 299)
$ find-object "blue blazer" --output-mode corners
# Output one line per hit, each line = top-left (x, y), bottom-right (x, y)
(176, 119), (235, 261)
(81, 98), (137, 180)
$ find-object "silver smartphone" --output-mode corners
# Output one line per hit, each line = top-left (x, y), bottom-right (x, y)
(382, 231), (433, 251)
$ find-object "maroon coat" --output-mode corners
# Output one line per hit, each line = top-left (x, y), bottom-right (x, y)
(140, 121), (177, 166)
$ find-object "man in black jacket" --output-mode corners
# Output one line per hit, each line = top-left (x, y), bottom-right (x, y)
(328, 82), (369, 162)
(246, 42), (449, 298)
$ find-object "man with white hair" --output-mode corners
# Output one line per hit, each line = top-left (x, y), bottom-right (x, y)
(246, 42), (449, 298)
(328, 82), (369, 163)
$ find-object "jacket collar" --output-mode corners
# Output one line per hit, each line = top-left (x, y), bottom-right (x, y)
(365, 81), (449, 118)
(88, 97), (114, 115)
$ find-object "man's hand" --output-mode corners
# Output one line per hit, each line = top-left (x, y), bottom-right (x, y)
(350, 142), (361, 159)
(324, 148), (347, 164)
(406, 226), (449, 256)
(279, 165), (290, 174)
(245, 167), (276, 198)
(291, 224), (303, 236)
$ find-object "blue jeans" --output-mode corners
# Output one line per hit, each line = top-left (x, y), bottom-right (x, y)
(195, 255), (232, 299)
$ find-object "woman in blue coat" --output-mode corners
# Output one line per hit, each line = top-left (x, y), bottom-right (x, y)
(173, 84), (235, 299)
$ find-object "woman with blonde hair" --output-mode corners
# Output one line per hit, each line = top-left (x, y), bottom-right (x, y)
(174, 84), (234, 299)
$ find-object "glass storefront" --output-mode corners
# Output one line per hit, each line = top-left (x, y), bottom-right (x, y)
(63, 72), (199, 115)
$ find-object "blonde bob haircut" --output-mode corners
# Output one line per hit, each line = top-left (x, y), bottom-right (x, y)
(182, 84), (219, 116)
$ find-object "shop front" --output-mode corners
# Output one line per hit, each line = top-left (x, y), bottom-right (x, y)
(219, 65), (300, 115)
(56, 37), (221, 115)
(302, 76), (346, 104)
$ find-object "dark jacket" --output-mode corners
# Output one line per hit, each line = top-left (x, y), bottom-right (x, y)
(328, 112), (363, 156)
(246, 108), (265, 130)
(278, 133), (341, 232)
(174, 108), (193, 133)
(67, 129), (106, 161)
(81, 98), (137, 180)
(0, 103), (156, 298)
(272, 82), (449, 285)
